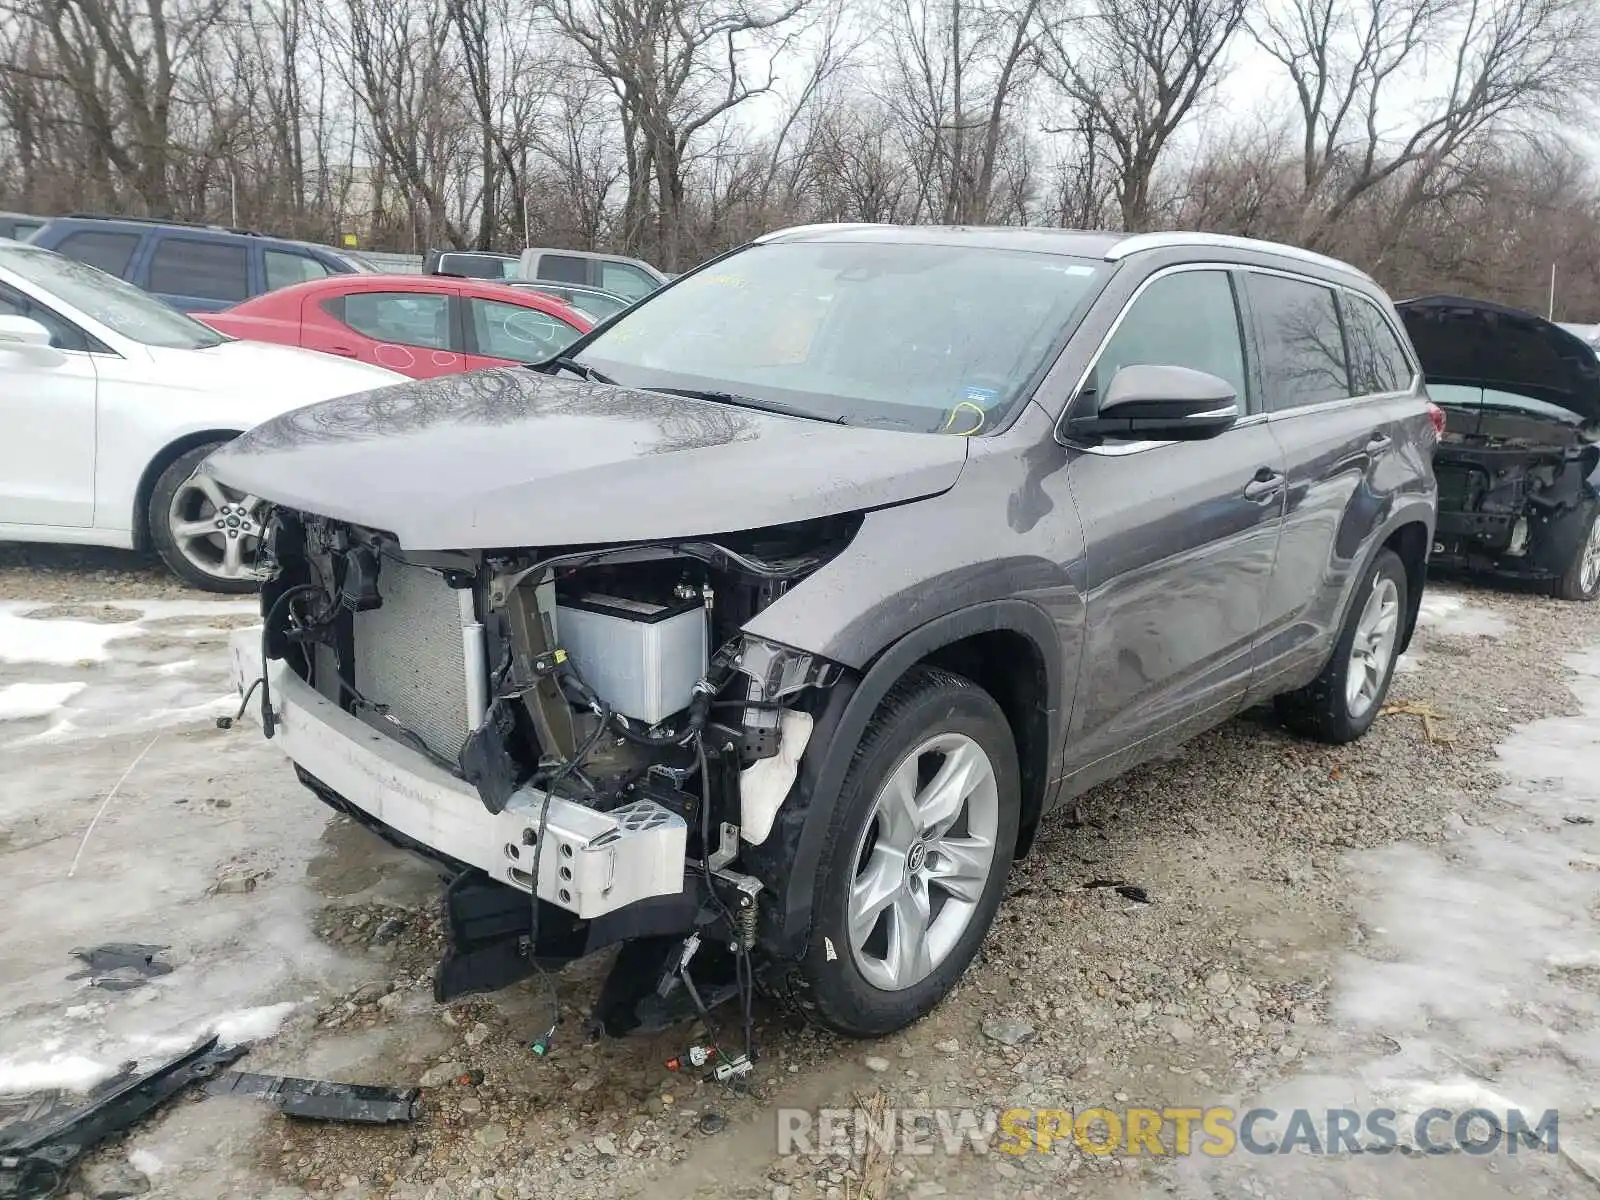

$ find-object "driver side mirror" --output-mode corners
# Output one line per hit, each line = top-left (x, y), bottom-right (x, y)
(0, 314), (60, 362)
(1062, 364), (1239, 442)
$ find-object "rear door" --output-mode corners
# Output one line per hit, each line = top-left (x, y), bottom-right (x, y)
(0, 282), (99, 528)
(142, 236), (253, 312)
(1249, 271), (1418, 692)
(306, 286), (465, 376)
(1062, 265), (1285, 779)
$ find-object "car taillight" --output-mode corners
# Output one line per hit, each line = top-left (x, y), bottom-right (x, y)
(1426, 402), (1446, 436)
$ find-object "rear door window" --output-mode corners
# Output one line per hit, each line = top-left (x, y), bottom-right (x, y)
(147, 238), (251, 304)
(54, 230), (141, 277)
(264, 249), (330, 291)
(1091, 269), (1249, 407)
(1342, 293), (1413, 396)
(536, 254), (589, 285)
(336, 291), (454, 350)
(1248, 273), (1351, 410)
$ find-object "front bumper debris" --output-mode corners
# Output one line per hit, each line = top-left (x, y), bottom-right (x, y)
(226, 629), (688, 919)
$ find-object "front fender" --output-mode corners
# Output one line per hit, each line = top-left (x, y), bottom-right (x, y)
(747, 597), (1068, 960)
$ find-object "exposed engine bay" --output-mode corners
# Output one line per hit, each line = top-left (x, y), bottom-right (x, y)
(1397, 293), (1600, 591)
(251, 509), (858, 1046)
(1433, 407), (1600, 573)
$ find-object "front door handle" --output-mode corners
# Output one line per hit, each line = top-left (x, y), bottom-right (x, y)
(328, 345), (360, 358)
(1366, 431), (1393, 454)
(1243, 469), (1285, 503)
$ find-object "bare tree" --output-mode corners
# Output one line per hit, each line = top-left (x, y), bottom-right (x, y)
(539, 0), (811, 269)
(1252, 0), (1600, 251)
(1039, 0), (1248, 231)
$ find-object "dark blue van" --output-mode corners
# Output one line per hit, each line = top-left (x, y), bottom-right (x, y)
(29, 215), (370, 311)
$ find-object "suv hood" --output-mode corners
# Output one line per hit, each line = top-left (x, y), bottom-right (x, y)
(1397, 294), (1600, 424)
(202, 368), (970, 549)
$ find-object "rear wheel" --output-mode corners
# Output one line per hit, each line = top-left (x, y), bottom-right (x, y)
(1554, 504), (1600, 601)
(1275, 547), (1407, 744)
(796, 667), (1019, 1036)
(149, 441), (265, 593)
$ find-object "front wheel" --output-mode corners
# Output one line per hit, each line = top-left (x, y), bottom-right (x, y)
(1275, 547), (1408, 744)
(149, 441), (265, 593)
(796, 667), (1019, 1037)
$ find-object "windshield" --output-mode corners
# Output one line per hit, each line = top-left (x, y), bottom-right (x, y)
(0, 244), (227, 349)
(573, 240), (1104, 432)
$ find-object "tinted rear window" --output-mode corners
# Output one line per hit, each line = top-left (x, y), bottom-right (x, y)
(1343, 293), (1412, 396)
(148, 238), (251, 303)
(537, 254), (589, 284)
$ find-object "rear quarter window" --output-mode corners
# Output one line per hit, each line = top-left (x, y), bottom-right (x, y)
(1343, 293), (1413, 396)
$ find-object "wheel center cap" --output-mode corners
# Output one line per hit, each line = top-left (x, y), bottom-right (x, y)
(906, 842), (928, 874)
(225, 517), (240, 528)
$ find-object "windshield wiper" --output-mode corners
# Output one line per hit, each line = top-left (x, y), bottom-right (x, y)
(540, 355), (618, 386)
(646, 387), (846, 424)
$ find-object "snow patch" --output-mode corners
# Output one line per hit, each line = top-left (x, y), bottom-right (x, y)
(154, 658), (198, 676)
(127, 1149), (163, 1177)
(0, 1053), (116, 1095)
(0, 681), (86, 721)
(1416, 592), (1510, 639)
(0, 607), (140, 666)
(213, 1001), (298, 1047)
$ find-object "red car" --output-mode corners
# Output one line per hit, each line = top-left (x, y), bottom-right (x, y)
(195, 274), (592, 379)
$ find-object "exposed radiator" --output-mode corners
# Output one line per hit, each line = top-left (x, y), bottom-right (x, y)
(353, 559), (478, 761)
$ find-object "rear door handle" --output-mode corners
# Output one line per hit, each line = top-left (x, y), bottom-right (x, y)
(1366, 431), (1393, 454)
(1244, 469), (1285, 503)
(328, 345), (359, 358)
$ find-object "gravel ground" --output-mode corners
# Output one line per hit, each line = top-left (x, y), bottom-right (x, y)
(5, 547), (1598, 1200)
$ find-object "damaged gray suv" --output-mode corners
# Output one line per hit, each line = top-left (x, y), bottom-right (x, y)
(212, 225), (1438, 1041)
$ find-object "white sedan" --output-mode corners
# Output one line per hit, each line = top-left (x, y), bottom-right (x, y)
(0, 239), (402, 590)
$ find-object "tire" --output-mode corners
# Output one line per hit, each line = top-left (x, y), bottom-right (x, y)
(1553, 503), (1600, 601)
(795, 666), (1020, 1037)
(148, 440), (262, 594)
(1274, 547), (1408, 744)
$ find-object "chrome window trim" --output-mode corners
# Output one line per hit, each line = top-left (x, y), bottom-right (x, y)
(1072, 412), (1267, 457)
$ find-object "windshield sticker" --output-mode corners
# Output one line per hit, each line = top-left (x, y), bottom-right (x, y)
(960, 386), (1000, 407)
(942, 400), (988, 436)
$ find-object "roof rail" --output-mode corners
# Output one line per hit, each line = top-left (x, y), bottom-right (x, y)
(62, 212), (267, 237)
(1104, 231), (1370, 280)
(753, 222), (888, 243)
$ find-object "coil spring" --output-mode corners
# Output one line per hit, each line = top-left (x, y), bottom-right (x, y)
(738, 900), (757, 950)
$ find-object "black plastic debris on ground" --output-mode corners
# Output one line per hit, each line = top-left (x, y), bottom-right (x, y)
(203, 1072), (420, 1124)
(67, 944), (173, 992)
(1081, 879), (1151, 904)
(0, 1036), (245, 1200)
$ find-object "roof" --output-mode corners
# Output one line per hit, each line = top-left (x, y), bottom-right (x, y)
(753, 222), (1370, 280)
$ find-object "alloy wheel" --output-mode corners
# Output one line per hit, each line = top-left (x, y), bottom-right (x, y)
(1580, 515), (1600, 595)
(167, 472), (266, 584)
(846, 733), (999, 992)
(1346, 575), (1400, 719)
